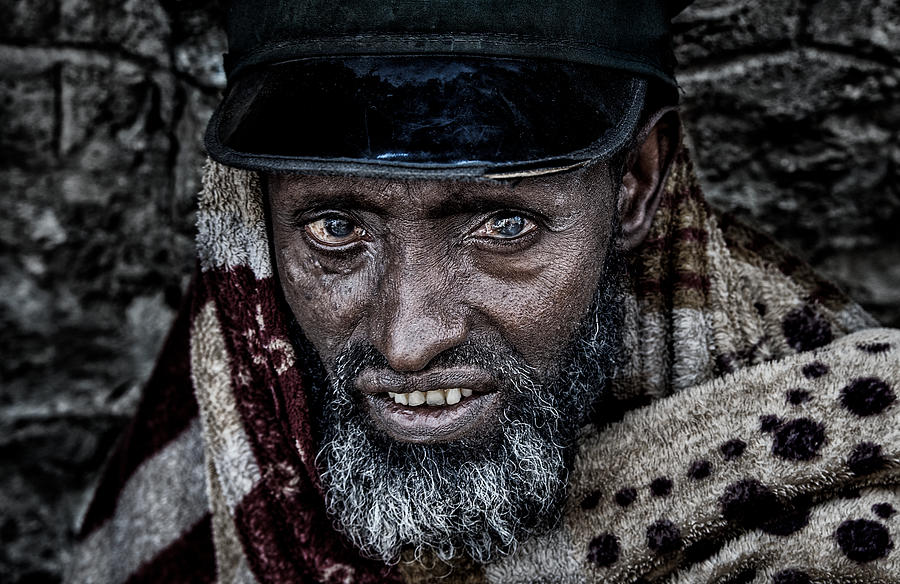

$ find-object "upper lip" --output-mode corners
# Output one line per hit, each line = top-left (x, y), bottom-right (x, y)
(354, 367), (497, 395)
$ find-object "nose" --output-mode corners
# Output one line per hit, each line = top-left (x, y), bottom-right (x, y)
(368, 252), (469, 372)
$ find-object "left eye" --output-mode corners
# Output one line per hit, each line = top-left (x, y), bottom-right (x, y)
(305, 217), (367, 247)
(473, 214), (537, 239)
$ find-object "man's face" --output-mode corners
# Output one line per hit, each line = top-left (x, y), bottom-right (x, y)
(268, 164), (625, 561)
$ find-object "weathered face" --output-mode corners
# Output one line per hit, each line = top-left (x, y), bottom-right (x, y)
(269, 166), (619, 441)
(266, 113), (675, 562)
(267, 166), (627, 562)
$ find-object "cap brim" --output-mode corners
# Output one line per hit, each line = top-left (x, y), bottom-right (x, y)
(205, 56), (646, 180)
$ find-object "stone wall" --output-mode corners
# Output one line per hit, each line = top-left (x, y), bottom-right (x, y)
(0, 1), (897, 581)
(677, 0), (900, 326)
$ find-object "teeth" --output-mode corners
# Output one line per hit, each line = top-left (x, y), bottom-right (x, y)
(388, 391), (408, 406)
(389, 388), (476, 407)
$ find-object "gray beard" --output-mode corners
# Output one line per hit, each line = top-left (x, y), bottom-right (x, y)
(302, 251), (624, 564)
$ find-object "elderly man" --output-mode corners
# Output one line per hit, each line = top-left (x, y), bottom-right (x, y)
(70, 1), (899, 583)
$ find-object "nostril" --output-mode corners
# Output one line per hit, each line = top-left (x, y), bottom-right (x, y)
(371, 310), (470, 373)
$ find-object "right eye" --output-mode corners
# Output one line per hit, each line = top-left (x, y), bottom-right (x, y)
(305, 217), (367, 247)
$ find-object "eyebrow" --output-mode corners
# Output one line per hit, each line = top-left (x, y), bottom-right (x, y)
(293, 191), (391, 215)
(289, 180), (556, 219)
(432, 179), (567, 216)
(425, 193), (536, 219)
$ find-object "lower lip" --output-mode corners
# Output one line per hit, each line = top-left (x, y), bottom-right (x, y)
(363, 392), (502, 443)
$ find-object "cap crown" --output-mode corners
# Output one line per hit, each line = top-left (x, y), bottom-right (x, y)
(226, 0), (690, 86)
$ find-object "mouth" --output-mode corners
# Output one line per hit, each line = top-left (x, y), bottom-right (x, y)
(356, 368), (502, 443)
(386, 387), (474, 406)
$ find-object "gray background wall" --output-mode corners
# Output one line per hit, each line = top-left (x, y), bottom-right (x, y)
(0, 0), (897, 581)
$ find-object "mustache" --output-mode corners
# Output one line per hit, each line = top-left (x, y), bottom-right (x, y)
(328, 336), (541, 396)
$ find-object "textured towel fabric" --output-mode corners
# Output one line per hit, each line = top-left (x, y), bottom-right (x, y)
(67, 147), (899, 584)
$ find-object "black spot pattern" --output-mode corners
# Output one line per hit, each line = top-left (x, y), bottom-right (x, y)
(614, 487), (637, 508)
(721, 439), (747, 461)
(834, 519), (894, 563)
(847, 442), (886, 476)
(857, 342), (892, 354)
(771, 569), (811, 584)
(782, 305), (833, 352)
(720, 479), (779, 528)
(759, 414), (782, 433)
(687, 459), (712, 480)
(683, 537), (724, 565)
(651, 477), (673, 497)
(873, 503), (896, 519)
(760, 498), (811, 536)
(754, 302), (767, 316)
(715, 354), (736, 375)
(786, 389), (811, 405)
(840, 488), (862, 500)
(647, 519), (682, 554)
(840, 377), (896, 417)
(580, 490), (601, 510)
(587, 532), (619, 567)
(771, 418), (826, 461)
(801, 361), (829, 379)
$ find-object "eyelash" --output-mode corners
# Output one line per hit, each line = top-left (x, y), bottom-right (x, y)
(469, 211), (541, 245)
(299, 212), (369, 251)
(296, 210), (542, 252)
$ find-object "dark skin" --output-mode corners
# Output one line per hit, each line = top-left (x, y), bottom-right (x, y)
(269, 110), (680, 442)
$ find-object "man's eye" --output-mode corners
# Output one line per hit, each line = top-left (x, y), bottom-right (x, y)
(305, 217), (366, 247)
(473, 214), (537, 239)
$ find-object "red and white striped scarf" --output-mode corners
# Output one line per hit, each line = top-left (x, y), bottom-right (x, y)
(69, 149), (899, 584)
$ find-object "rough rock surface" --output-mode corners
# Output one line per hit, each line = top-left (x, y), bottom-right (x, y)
(0, 1), (897, 581)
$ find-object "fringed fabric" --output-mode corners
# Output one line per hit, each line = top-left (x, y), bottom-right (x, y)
(68, 148), (898, 584)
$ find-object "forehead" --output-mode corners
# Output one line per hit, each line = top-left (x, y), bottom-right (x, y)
(267, 164), (615, 216)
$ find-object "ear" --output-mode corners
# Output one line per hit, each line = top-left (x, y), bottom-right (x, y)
(618, 108), (681, 250)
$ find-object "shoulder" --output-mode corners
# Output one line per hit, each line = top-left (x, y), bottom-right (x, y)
(492, 328), (900, 583)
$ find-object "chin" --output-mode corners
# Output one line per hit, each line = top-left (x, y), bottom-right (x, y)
(317, 384), (572, 563)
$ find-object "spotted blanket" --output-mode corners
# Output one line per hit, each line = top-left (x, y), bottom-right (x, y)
(67, 148), (899, 584)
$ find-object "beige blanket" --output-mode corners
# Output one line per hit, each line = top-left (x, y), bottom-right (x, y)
(69, 148), (899, 584)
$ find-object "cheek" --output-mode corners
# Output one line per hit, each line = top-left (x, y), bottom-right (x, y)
(273, 238), (374, 358)
(467, 235), (607, 369)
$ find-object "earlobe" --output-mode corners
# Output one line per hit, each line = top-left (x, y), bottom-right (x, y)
(618, 108), (682, 250)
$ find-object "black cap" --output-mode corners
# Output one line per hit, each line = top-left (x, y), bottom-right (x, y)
(206, 0), (692, 180)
